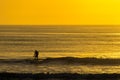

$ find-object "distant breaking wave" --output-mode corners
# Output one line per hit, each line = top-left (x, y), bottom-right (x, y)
(0, 57), (120, 65)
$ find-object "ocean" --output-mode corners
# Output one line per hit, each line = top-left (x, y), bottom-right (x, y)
(0, 25), (120, 74)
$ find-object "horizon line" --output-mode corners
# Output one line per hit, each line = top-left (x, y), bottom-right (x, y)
(0, 25), (120, 26)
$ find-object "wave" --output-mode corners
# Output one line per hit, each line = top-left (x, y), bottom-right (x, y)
(0, 57), (120, 65)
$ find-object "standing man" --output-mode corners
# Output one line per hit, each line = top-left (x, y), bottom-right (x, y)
(34, 50), (39, 60)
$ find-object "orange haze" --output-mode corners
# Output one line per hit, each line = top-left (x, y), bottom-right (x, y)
(0, 0), (120, 25)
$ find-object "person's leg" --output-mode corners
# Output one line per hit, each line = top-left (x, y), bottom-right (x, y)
(34, 57), (37, 60)
(36, 57), (38, 60)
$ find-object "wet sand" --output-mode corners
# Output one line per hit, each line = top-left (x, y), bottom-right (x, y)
(0, 72), (120, 80)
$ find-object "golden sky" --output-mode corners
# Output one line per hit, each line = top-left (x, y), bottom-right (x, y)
(0, 0), (120, 25)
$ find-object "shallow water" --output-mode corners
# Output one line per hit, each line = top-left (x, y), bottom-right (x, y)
(0, 59), (120, 74)
(0, 25), (120, 74)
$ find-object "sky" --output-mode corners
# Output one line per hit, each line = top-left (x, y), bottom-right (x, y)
(0, 0), (120, 25)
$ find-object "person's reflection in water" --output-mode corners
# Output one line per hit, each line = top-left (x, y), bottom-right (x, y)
(34, 50), (39, 60)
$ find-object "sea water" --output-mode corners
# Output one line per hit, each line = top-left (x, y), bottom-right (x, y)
(0, 25), (120, 74)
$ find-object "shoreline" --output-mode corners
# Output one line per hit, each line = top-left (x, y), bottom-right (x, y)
(0, 72), (120, 80)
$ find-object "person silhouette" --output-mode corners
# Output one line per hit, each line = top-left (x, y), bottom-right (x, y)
(34, 50), (39, 60)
